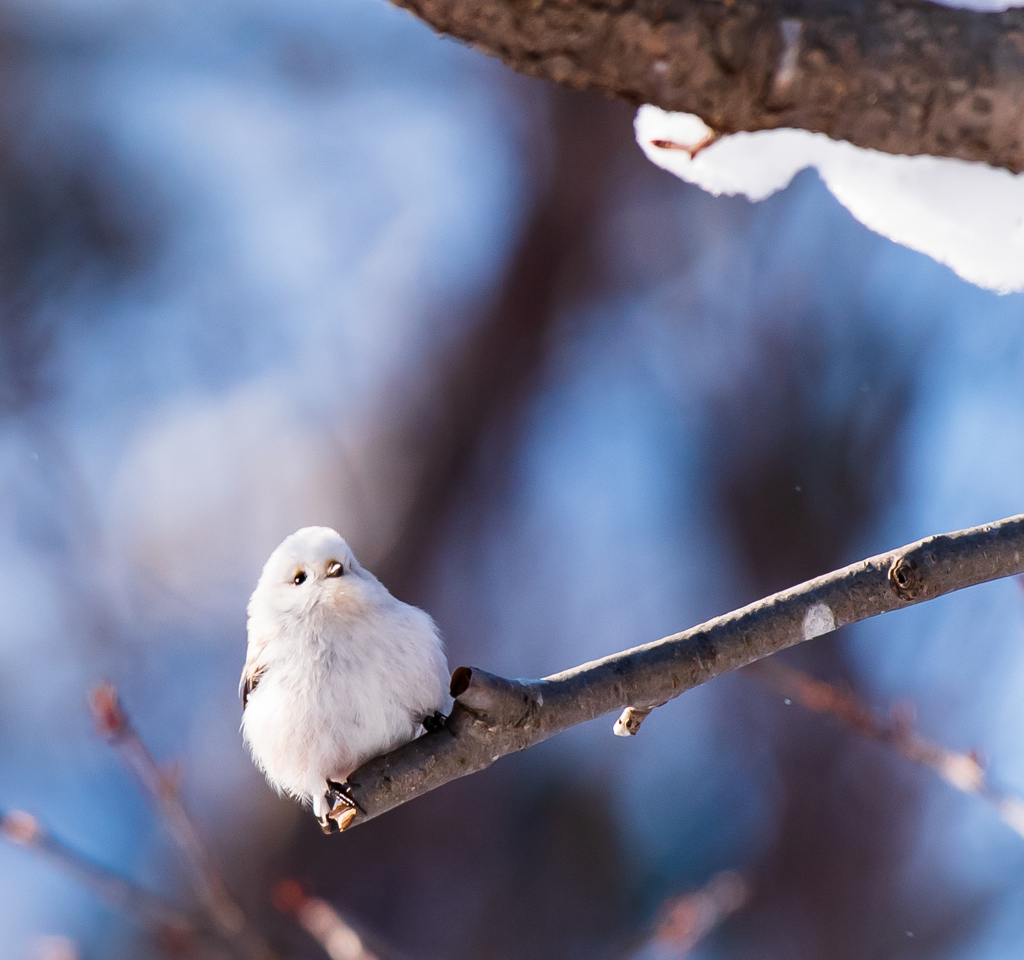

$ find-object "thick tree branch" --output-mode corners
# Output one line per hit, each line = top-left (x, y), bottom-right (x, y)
(387, 0), (1024, 172)
(335, 513), (1024, 831)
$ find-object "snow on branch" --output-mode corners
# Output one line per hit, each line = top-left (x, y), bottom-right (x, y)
(385, 0), (1024, 172)
(336, 514), (1024, 831)
(635, 105), (1024, 294)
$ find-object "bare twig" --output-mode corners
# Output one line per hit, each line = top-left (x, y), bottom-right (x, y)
(614, 703), (664, 738)
(388, 0), (1024, 172)
(1, 809), (198, 955)
(272, 881), (379, 960)
(636, 871), (748, 959)
(337, 514), (1024, 831)
(746, 659), (1024, 841)
(89, 685), (279, 960)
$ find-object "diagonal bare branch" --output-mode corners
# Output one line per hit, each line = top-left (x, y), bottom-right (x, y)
(335, 514), (1024, 831)
(1, 809), (200, 956)
(746, 658), (1024, 841)
(89, 685), (280, 960)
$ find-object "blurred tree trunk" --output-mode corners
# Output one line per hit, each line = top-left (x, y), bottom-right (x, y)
(379, 87), (633, 594)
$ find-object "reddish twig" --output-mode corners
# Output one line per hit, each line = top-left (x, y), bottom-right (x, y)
(272, 881), (380, 960)
(638, 871), (748, 958)
(746, 659), (1024, 839)
(1, 809), (198, 956)
(649, 133), (720, 159)
(89, 685), (279, 960)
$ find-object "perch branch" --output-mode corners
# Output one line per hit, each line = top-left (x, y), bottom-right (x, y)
(89, 685), (279, 960)
(335, 513), (1024, 831)
(746, 658), (1024, 841)
(387, 0), (1024, 172)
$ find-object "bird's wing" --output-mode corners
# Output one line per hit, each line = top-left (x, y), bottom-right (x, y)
(239, 645), (269, 710)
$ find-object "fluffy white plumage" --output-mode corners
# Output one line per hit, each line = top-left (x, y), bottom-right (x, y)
(240, 527), (451, 820)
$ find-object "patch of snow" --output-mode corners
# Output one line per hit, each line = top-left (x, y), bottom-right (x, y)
(636, 105), (1024, 294)
(802, 602), (836, 640)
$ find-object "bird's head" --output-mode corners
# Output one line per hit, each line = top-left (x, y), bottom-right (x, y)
(247, 526), (380, 630)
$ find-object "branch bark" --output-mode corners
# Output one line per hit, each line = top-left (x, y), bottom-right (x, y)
(337, 513), (1024, 830)
(387, 0), (1024, 172)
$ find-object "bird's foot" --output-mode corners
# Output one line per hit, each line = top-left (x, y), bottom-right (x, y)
(422, 710), (448, 734)
(317, 779), (360, 834)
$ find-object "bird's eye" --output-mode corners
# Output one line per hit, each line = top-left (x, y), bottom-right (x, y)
(292, 570), (307, 585)
(325, 560), (344, 578)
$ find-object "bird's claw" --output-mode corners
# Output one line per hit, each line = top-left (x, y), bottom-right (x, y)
(422, 710), (447, 734)
(317, 779), (360, 834)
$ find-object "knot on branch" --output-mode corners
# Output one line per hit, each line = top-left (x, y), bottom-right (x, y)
(889, 547), (941, 601)
(450, 666), (544, 729)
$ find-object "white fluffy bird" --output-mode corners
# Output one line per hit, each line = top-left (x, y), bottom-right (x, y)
(240, 526), (451, 830)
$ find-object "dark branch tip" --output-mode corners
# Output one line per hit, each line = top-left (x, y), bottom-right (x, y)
(450, 666), (473, 698)
(450, 667), (543, 727)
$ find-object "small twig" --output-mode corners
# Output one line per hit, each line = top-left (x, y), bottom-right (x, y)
(272, 881), (379, 960)
(635, 871), (748, 958)
(746, 659), (1024, 840)
(1, 809), (198, 955)
(649, 133), (719, 159)
(614, 703), (665, 737)
(89, 685), (279, 960)
(338, 515), (1024, 831)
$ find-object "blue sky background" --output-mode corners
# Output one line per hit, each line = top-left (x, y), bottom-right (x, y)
(1, 1), (1024, 958)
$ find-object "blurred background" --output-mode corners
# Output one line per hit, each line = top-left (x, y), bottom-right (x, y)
(1, 0), (1024, 957)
